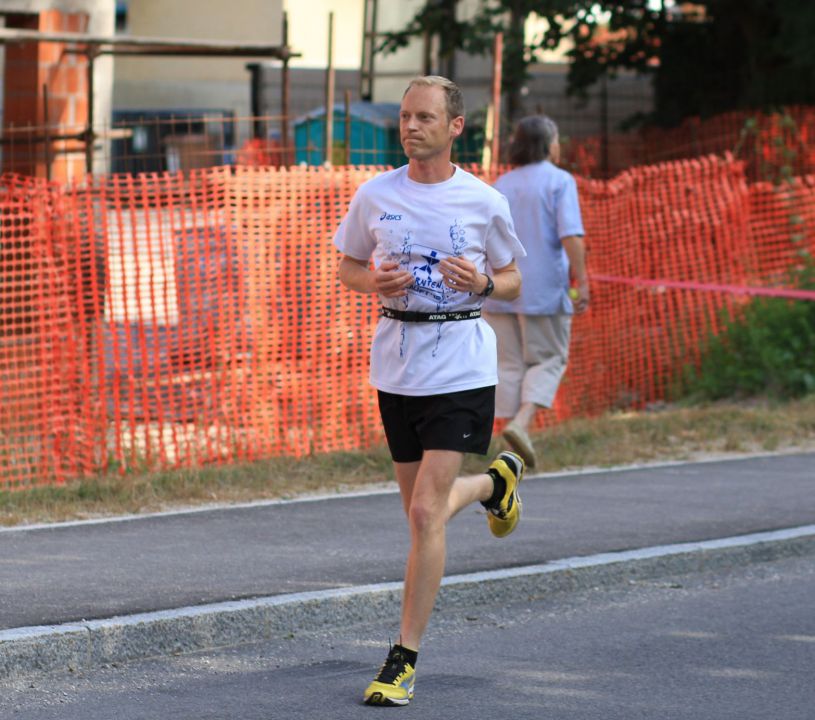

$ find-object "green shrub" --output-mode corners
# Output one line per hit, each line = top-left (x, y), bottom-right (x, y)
(680, 267), (815, 400)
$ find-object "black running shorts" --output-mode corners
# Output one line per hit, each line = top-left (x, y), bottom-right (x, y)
(377, 386), (495, 463)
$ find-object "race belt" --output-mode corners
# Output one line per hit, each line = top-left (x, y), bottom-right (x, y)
(380, 306), (482, 323)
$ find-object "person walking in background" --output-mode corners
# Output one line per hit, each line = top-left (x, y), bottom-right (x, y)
(484, 115), (589, 469)
(334, 76), (527, 707)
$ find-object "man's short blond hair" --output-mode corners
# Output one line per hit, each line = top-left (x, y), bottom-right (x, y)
(403, 75), (465, 121)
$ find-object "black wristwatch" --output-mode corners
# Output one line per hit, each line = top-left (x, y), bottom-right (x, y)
(479, 274), (495, 297)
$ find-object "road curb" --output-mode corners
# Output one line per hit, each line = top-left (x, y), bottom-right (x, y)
(2, 525), (814, 680)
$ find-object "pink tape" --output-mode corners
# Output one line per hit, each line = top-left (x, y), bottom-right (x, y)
(592, 274), (815, 301)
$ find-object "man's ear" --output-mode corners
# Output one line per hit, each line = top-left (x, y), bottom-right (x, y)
(450, 116), (465, 139)
(550, 138), (561, 165)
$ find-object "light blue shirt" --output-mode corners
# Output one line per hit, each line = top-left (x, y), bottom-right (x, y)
(485, 161), (584, 315)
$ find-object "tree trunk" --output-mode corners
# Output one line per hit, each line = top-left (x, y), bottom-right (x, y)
(505, 1), (527, 121)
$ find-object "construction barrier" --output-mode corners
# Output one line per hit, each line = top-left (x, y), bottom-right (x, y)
(564, 106), (815, 180)
(1, 157), (813, 489)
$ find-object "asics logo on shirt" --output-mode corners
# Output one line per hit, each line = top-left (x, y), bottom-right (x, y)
(380, 212), (402, 221)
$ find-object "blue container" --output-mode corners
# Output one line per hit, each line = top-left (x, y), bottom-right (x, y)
(293, 102), (405, 166)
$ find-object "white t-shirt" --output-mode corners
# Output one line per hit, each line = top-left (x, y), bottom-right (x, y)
(334, 165), (526, 396)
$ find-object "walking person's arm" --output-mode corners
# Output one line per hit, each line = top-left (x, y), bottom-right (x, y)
(562, 235), (589, 314)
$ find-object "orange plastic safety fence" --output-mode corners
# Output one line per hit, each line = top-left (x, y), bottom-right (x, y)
(550, 157), (753, 420)
(70, 166), (386, 477)
(563, 106), (815, 181)
(0, 174), (94, 486)
(0, 158), (813, 489)
(747, 176), (815, 279)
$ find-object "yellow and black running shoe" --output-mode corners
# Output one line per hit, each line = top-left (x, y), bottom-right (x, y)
(486, 450), (525, 538)
(363, 645), (416, 706)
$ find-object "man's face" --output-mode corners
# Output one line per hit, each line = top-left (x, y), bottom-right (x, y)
(399, 85), (463, 161)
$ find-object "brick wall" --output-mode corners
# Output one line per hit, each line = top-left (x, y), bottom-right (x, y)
(2, 10), (89, 181)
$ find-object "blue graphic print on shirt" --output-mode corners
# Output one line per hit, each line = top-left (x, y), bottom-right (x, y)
(383, 219), (469, 357)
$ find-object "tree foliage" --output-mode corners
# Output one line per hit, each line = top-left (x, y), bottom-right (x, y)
(570, 0), (815, 126)
(378, 1), (815, 126)
(378, 1), (585, 120)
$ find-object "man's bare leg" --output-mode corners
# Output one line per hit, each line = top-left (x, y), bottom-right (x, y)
(511, 401), (539, 433)
(363, 450), (523, 704)
(504, 401), (541, 467)
(393, 450), (494, 650)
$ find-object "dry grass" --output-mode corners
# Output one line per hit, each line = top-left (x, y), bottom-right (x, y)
(2, 396), (814, 527)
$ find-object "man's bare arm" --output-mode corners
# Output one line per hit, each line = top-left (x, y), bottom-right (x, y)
(489, 260), (521, 301)
(438, 256), (521, 301)
(338, 255), (414, 297)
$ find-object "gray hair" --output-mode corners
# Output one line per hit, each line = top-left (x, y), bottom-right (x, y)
(508, 115), (559, 165)
(403, 75), (465, 121)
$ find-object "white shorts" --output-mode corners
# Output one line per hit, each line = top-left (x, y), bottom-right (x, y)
(484, 312), (572, 418)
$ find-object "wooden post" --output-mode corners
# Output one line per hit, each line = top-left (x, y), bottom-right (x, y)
(43, 84), (52, 181)
(481, 32), (503, 174)
(324, 12), (335, 165)
(481, 104), (493, 172)
(344, 89), (352, 165)
(490, 32), (503, 170)
(600, 73), (609, 178)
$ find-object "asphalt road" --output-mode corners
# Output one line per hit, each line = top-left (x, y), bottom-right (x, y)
(2, 452), (814, 630)
(3, 553), (814, 720)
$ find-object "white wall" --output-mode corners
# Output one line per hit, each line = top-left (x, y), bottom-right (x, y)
(283, 0), (363, 70)
(114, 0), (283, 116)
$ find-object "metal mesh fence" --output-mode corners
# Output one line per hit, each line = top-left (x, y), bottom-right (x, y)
(3, 104), (815, 182)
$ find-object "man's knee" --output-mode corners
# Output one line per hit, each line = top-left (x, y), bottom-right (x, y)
(408, 496), (446, 535)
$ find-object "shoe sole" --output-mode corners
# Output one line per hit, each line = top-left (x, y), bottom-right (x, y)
(487, 452), (524, 538)
(502, 425), (537, 468)
(488, 492), (522, 538)
(364, 691), (412, 706)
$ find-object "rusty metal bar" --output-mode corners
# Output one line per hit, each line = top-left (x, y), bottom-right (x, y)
(281, 11), (291, 165)
(0, 128), (130, 145)
(0, 27), (296, 60)
(0, 131), (84, 144)
(43, 84), (52, 181)
(85, 48), (97, 174)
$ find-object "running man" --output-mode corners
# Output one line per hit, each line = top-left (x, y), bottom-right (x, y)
(333, 75), (527, 707)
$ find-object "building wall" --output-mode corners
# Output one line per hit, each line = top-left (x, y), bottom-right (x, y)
(113, 0), (283, 117)
(283, 0), (362, 71)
